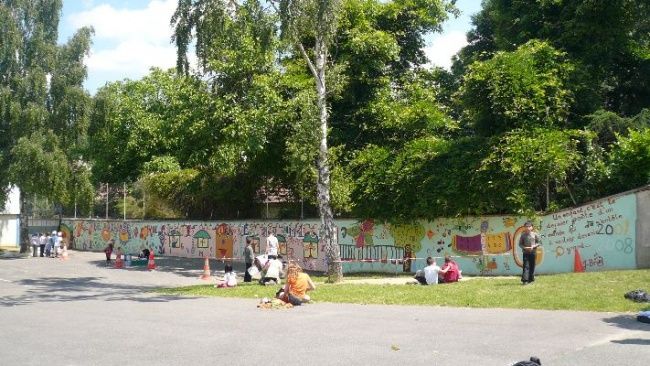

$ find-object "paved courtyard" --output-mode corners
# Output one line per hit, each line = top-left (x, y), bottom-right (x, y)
(0, 250), (648, 366)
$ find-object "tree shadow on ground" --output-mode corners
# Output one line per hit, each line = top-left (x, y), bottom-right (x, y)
(611, 338), (650, 345)
(88, 257), (249, 279)
(603, 314), (650, 331)
(0, 276), (199, 307)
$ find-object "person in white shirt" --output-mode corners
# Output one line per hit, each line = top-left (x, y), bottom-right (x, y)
(215, 264), (237, 288)
(39, 233), (47, 257)
(30, 234), (39, 257)
(259, 257), (284, 285)
(53, 231), (63, 257)
(414, 257), (443, 285)
(266, 232), (279, 259)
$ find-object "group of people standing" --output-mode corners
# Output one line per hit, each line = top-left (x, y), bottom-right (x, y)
(30, 231), (64, 258)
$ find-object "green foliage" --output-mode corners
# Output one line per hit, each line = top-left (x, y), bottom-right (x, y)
(460, 40), (574, 136)
(460, 0), (650, 117)
(482, 128), (587, 212)
(0, 0), (92, 217)
(8, 133), (71, 202)
(607, 128), (650, 191)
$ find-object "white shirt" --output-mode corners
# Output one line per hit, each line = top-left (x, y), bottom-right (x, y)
(266, 234), (278, 256)
(39, 235), (47, 245)
(423, 264), (441, 285)
(264, 259), (283, 279)
(223, 272), (237, 287)
(30, 236), (39, 246)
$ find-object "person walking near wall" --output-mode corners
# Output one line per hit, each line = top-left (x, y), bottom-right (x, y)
(243, 238), (254, 282)
(519, 221), (541, 285)
(44, 232), (53, 257)
(30, 233), (39, 257)
(38, 232), (46, 257)
(266, 232), (278, 260)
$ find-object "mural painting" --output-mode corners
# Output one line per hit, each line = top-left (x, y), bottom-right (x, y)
(64, 192), (638, 275)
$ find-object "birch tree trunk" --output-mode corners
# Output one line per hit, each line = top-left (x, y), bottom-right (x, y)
(311, 36), (342, 282)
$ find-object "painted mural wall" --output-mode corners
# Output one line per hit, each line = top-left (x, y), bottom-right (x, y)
(63, 192), (638, 275)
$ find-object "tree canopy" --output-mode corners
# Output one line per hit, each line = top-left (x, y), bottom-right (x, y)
(2, 0), (650, 230)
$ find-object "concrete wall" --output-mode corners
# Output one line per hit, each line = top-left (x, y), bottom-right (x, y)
(0, 186), (21, 247)
(0, 215), (20, 247)
(635, 188), (650, 268)
(64, 188), (647, 275)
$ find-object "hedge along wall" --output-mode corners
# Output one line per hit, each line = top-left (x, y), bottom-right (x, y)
(62, 189), (643, 275)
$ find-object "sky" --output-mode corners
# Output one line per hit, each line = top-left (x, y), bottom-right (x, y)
(59, 0), (482, 95)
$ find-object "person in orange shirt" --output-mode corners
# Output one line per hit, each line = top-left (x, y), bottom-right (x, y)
(277, 262), (315, 305)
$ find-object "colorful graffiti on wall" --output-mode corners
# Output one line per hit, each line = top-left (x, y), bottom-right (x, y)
(65, 192), (637, 275)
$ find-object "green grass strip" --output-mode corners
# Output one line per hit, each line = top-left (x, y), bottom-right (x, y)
(156, 269), (650, 313)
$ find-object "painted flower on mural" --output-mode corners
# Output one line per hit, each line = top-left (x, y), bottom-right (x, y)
(346, 219), (374, 248)
(119, 227), (129, 243)
(140, 227), (150, 240)
(101, 227), (112, 242)
(75, 222), (84, 237)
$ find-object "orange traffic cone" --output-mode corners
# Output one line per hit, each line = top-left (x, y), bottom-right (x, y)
(574, 248), (585, 273)
(200, 257), (211, 280)
(60, 245), (69, 261)
(114, 252), (124, 269)
(147, 252), (156, 270)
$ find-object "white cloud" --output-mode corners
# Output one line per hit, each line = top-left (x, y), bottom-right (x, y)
(69, 0), (176, 43)
(424, 30), (468, 70)
(66, 0), (179, 91)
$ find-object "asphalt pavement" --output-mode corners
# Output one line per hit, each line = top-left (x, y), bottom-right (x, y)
(0, 250), (648, 366)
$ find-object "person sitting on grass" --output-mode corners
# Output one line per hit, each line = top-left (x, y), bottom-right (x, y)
(414, 257), (442, 285)
(439, 255), (461, 283)
(215, 264), (237, 288)
(276, 262), (315, 305)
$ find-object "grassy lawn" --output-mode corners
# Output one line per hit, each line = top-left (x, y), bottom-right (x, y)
(156, 269), (650, 313)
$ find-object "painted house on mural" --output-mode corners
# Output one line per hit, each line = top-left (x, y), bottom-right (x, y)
(0, 186), (21, 248)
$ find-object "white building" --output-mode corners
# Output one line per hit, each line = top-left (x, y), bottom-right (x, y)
(0, 186), (21, 248)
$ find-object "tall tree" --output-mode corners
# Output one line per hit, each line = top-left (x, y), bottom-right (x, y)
(172, 0), (349, 280)
(0, 0), (93, 250)
(277, 0), (343, 281)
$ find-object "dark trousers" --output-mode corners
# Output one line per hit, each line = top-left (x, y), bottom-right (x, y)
(522, 250), (536, 283)
(244, 262), (252, 282)
(39, 244), (45, 257)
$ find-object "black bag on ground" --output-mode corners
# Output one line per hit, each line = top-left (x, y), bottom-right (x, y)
(624, 289), (650, 303)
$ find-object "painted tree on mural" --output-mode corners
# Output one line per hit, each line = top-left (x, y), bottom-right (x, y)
(0, 0), (93, 251)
